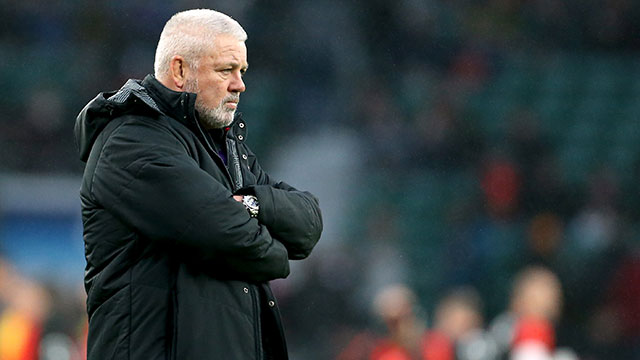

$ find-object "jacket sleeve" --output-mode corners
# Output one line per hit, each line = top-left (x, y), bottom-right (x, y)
(241, 149), (323, 260)
(90, 119), (289, 282)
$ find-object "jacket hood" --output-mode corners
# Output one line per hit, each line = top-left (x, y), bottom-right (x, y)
(74, 77), (166, 162)
(74, 91), (113, 162)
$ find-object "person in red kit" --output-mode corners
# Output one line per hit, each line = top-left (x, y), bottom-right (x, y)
(370, 284), (454, 360)
(489, 266), (565, 360)
(510, 267), (562, 359)
(0, 258), (50, 360)
(338, 285), (499, 360)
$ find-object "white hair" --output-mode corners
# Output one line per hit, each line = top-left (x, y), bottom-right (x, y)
(154, 9), (247, 78)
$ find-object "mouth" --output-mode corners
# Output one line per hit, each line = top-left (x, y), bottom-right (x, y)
(225, 100), (239, 110)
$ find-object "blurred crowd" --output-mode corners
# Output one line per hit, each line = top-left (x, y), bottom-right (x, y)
(0, 256), (86, 360)
(1, 0), (640, 359)
(1, 0), (639, 173)
(336, 266), (573, 360)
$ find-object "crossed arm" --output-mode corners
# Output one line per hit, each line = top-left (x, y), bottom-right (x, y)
(90, 120), (322, 282)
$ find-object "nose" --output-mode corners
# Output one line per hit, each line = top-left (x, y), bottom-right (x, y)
(229, 71), (246, 93)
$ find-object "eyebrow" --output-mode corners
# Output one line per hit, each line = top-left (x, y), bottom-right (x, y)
(219, 62), (249, 70)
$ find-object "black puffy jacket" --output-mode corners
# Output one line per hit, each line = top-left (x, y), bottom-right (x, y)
(74, 75), (322, 359)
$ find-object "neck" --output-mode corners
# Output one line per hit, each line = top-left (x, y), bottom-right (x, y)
(156, 74), (182, 92)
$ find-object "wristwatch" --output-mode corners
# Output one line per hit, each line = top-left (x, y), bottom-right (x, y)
(242, 195), (260, 218)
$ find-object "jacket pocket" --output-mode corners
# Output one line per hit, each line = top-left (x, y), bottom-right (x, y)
(175, 295), (257, 359)
(174, 273), (259, 359)
(127, 284), (172, 360)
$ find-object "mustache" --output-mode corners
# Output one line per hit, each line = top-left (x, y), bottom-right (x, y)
(222, 94), (240, 103)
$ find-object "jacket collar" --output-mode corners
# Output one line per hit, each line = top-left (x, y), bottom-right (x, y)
(141, 74), (247, 138)
(142, 74), (196, 128)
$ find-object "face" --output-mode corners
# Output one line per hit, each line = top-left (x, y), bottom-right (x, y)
(185, 34), (248, 129)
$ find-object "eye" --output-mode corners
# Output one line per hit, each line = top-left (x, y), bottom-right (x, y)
(221, 69), (232, 75)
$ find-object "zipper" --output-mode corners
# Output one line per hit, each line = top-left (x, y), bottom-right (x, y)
(250, 285), (263, 359)
(226, 137), (244, 189)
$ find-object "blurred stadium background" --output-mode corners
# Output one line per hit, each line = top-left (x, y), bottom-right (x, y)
(1, 1), (639, 359)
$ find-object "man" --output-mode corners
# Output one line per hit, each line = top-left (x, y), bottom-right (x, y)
(74, 9), (322, 359)
(489, 266), (565, 360)
(369, 284), (455, 360)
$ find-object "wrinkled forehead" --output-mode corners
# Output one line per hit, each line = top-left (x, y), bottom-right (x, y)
(203, 34), (248, 67)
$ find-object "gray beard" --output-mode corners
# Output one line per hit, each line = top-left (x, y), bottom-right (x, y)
(185, 78), (237, 129)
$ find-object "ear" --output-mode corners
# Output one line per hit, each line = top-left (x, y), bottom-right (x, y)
(168, 55), (190, 90)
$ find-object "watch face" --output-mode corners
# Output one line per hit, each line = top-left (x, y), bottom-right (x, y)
(243, 195), (259, 217)
(244, 195), (258, 208)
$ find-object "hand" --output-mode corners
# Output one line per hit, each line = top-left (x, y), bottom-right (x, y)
(233, 195), (243, 202)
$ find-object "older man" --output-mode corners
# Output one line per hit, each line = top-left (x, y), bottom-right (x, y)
(75, 9), (322, 359)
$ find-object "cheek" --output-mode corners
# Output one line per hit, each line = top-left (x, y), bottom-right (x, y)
(200, 86), (226, 107)
(213, 82), (230, 103)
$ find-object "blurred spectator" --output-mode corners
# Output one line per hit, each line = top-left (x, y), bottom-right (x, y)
(0, 256), (50, 360)
(336, 330), (378, 360)
(526, 212), (564, 264)
(432, 287), (498, 360)
(559, 167), (625, 333)
(369, 284), (436, 360)
(503, 109), (575, 218)
(38, 285), (88, 360)
(480, 154), (522, 220)
(339, 285), (494, 360)
(583, 245), (640, 359)
(566, 167), (620, 258)
(0, 256), (87, 360)
(488, 266), (577, 360)
(337, 284), (435, 360)
(603, 248), (640, 342)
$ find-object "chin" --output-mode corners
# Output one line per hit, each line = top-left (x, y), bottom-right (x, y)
(199, 109), (235, 129)
(221, 115), (235, 127)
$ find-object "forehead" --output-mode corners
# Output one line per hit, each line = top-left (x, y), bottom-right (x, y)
(207, 34), (247, 66)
